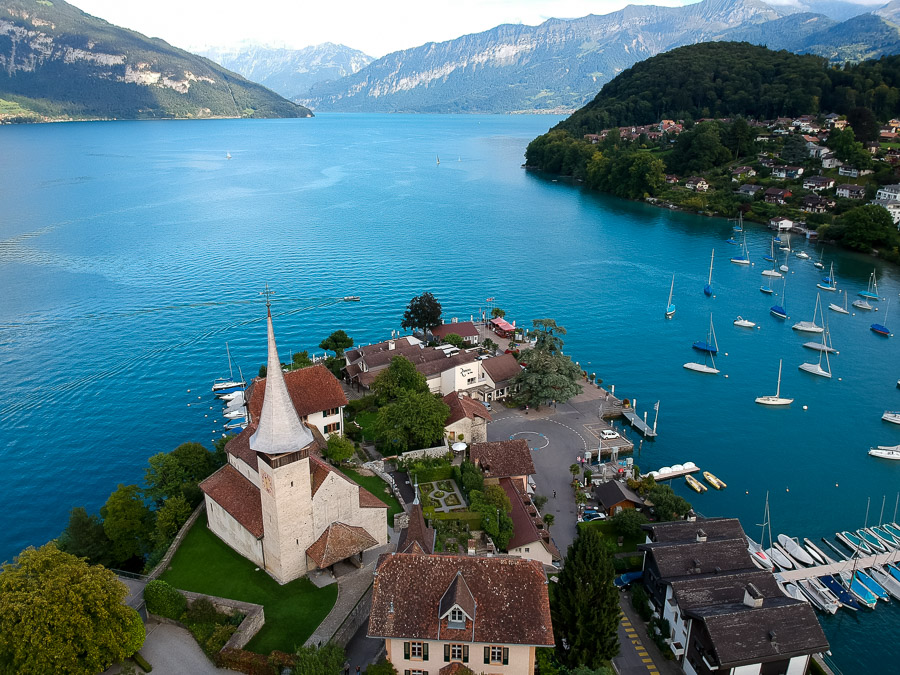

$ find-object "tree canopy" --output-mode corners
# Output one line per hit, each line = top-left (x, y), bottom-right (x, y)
(0, 544), (144, 674)
(401, 292), (443, 334)
(529, 318), (568, 354)
(320, 330), (354, 357)
(57, 506), (113, 567)
(101, 484), (152, 567)
(374, 391), (450, 454)
(552, 526), (620, 668)
(371, 355), (429, 404)
(827, 204), (900, 253)
(470, 485), (514, 550)
(324, 434), (355, 464)
(513, 348), (583, 408)
(648, 484), (692, 522)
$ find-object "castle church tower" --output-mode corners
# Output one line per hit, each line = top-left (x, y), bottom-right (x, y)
(251, 299), (318, 584)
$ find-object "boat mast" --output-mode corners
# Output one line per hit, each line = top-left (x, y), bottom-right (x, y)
(775, 359), (783, 398)
(710, 315), (718, 352)
(226, 342), (234, 380)
(652, 401), (660, 435)
(708, 249), (714, 285)
(879, 495), (886, 526)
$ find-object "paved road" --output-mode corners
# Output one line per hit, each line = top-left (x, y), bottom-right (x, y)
(612, 591), (681, 675)
(487, 412), (590, 557)
(343, 619), (385, 673)
(104, 621), (229, 675)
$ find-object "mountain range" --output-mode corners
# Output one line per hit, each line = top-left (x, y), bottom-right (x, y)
(0, 0), (310, 121)
(295, 0), (900, 114)
(198, 43), (372, 100)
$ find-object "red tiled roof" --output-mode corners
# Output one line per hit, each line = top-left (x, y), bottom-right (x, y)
(499, 478), (558, 559)
(431, 322), (479, 339)
(247, 364), (347, 422)
(470, 440), (535, 479)
(306, 522), (378, 569)
(368, 553), (554, 645)
(481, 353), (521, 384)
(397, 504), (435, 554)
(443, 392), (492, 426)
(225, 424), (260, 471)
(199, 465), (263, 538)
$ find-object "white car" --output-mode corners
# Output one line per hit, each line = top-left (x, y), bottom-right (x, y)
(600, 429), (619, 439)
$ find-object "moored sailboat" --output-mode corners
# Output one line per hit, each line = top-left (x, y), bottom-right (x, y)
(756, 359), (793, 406)
(665, 274), (676, 318)
(792, 293), (824, 333)
(704, 249), (714, 296)
(870, 298), (891, 336)
(830, 292), (850, 315)
(859, 269), (879, 300)
(692, 314), (718, 353)
(799, 327), (832, 378)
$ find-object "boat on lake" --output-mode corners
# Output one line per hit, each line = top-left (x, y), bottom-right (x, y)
(792, 293), (824, 333)
(767, 546), (794, 570)
(813, 251), (825, 269)
(760, 284), (774, 294)
(223, 408), (247, 419)
(756, 360), (793, 406)
(817, 262), (837, 292)
(692, 314), (718, 353)
(704, 249), (714, 297)
(734, 316), (756, 328)
(747, 536), (775, 571)
(796, 250), (810, 260)
(343, 296), (361, 302)
(869, 446), (900, 460)
(855, 570), (890, 601)
(212, 343), (245, 393)
(837, 530), (872, 555)
(798, 578), (839, 614)
(764, 239), (776, 263)
(762, 240), (782, 277)
(870, 525), (899, 547)
(803, 323), (836, 354)
(883, 411), (900, 424)
(858, 528), (889, 553)
(867, 567), (900, 600)
(730, 228), (750, 265)
(665, 274), (676, 318)
(685, 474), (707, 493)
(799, 328), (832, 378)
(778, 534), (815, 566)
(859, 269), (880, 300)
(830, 292), (850, 315)
(703, 471), (726, 489)
(870, 298), (891, 336)
(770, 277), (788, 319)
(853, 298), (873, 311)
(818, 574), (860, 611)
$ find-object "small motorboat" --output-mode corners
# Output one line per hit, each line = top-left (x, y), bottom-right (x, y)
(883, 411), (900, 425)
(778, 534), (815, 566)
(343, 296), (361, 302)
(685, 474), (707, 493)
(798, 578), (838, 613)
(837, 530), (872, 555)
(796, 251), (810, 260)
(703, 471), (726, 489)
(734, 316), (756, 328)
(219, 390), (245, 403)
(760, 285), (774, 294)
(747, 536), (775, 571)
(869, 446), (900, 460)
(780, 264), (790, 272)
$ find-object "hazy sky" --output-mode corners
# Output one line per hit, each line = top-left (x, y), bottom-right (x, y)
(67, 0), (881, 58)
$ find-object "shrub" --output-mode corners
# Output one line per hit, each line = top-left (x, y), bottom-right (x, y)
(611, 509), (649, 539)
(216, 648), (274, 675)
(132, 652), (153, 672)
(123, 609), (146, 657)
(205, 623), (236, 654)
(186, 597), (220, 625)
(366, 660), (399, 675)
(346, 395), (376, 416)
(630, 584), (653, 622)
(144, 580), (186, 620)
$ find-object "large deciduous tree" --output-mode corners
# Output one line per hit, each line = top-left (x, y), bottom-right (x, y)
(101, 484), (152, 567)
(371, 355), (429, 404)
(324, 434), (355, 464)
(57, 506), (113, 567)
(401, 292), (442, 334)
(320, 330), (354, 357)
(828, 204), (899, 253)
(648, 484), (692, 522)
(529, 318), (568, 354)
(153, 494), (192, 548)
(0, 544), (144, 674)
(374, 391), (450, 454)
(552, 527), (620, 669)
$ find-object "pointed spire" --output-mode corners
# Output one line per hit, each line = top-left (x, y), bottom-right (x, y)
(250, 289), (314, 455)
(413, 478), (420, 506)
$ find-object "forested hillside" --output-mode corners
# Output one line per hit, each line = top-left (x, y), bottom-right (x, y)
(0, 0), (310, 121)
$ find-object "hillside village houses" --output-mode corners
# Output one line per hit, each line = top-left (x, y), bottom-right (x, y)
(199, 303), (388, 584)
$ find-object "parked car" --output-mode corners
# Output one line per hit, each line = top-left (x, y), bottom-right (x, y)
(600, 429), (619, 439)
(481, 401), (492, 411)
(582, 512), (606, 522)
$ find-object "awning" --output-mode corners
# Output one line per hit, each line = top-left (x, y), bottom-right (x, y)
(490, 318), (514, 332)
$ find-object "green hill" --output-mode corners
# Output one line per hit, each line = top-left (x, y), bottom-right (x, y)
(0, 0), (311, 121)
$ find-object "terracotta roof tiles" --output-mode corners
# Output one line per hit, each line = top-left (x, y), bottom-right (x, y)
(443, 392), (492, 426)
(247, 364), (347, 422)
(469, 440), (535, 479)
(431, 322), (479, 339)
(306, 522), (379, 569)
(199, 465), (264, 538)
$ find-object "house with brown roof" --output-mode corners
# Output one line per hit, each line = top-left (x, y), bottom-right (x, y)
(368, 553), (554, 675)
(499, 477), (560, 567)
(685, 177), (709, 192)
(397, 501), (436, 555)
(469, 440), (536, 493)
(764, 187), (792, 205)
(443, 391), (492, 444)
(200, 305), (387, 585)
(638, 519), (828, 675)
(430, 321), (481, 346)
(245, 364), (347, 437)
(480, 353), (522, 402)
(801, 195), (835, 214)
(802, 176), (834, 191)
(593, 480), (645, 517)
(836, 184), (866, 199)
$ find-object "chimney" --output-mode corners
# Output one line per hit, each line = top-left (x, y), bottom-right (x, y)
(388, 340), (395, 350)
(696, 528), (707, 543)
(743, 583), (764, 609)
(468, 539), (476, 556)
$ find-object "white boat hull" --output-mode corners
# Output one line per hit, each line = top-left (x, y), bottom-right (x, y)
(778, 534), (815, 566)
(803, 341), (837, 353)
(852, 300), (872, 311)
(762, 270), (782, 277)
(734, 317), (756, 327)
(684, 362), (719, 374)
(883, 412), (900, 425)
(799, 362), (831, 378)
(869, 448), (900, 460)
(829, 304), (849, 315)
(792, 321), (823, 333)
(756, 396), (793, 406)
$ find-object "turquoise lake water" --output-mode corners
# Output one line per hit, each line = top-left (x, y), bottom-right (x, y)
(1, 114), (898, 671)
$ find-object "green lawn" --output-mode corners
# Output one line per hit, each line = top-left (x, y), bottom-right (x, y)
(579, 519), (644, 553)
(159, 517), (338, 654)
(354, 411), (378, 441)
(341, 466), (403, 528)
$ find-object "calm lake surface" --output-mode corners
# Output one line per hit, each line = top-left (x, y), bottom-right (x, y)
(1, 114), (898, 671)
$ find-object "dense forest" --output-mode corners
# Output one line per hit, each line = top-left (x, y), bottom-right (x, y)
(0, 0), (309, 120)
(553, 42), (900, 137)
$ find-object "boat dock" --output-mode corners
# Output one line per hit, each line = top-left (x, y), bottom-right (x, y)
(598, 391), (659, 439)
(777, 549), (900, 582)
(641, 464), (701, 481)
(622, 408), (658, 438)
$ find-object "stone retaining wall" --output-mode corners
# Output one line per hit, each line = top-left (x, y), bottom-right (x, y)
(147, 501), (206, 581)
(400, 440), (450, 460)
(363, 461), (408, 512)
(329, 584), (373, 648)
(148, 590), (265, 651)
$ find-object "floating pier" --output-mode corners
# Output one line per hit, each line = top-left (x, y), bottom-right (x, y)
(777, 549), (900, 582)
(641, 463), (701, 481)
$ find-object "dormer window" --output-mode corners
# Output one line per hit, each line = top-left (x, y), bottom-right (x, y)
(449, 607), (465, 628)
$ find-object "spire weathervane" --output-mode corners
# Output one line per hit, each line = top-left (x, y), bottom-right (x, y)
(260, 284), (275, 309)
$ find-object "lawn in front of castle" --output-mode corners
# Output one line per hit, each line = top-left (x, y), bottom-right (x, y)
(159, 516), (338, 654)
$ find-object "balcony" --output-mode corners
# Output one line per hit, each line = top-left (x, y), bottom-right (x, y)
(667, 640), (685, 658)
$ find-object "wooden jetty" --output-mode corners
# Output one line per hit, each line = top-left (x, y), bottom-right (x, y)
(778, 549), (900, 582)
(622, 408), (658, 438)
(641, 465), (701, 481)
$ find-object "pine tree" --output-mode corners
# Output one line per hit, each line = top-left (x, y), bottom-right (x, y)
(552, 526), (620, 668)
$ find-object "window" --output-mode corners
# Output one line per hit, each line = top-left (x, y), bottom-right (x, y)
(467, 377), (476, 385)
(444, 643), (468, 663)
(410, 642), (423, 659)
(325, 407), (340, 416)
(484, 646), (509, 666)
(450, 644), (463, 661)
(404, 642), (429, 662)
(524, 547), (530, 553)
(450, 607), (464, 624)
(324, 422), (340, 434)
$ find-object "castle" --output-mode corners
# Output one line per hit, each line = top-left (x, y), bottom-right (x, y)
(200, 303), (388, 584)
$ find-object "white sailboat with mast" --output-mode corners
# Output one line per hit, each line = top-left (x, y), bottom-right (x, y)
(817, 262), (837, 292)
(756, 359), (793, 405)
(665, 274), (676, 318)
(212, 343), (246, 393)
(792, 293), (824, 333)
(799, 328), (832, 378)
(830, 291), (850, 315)
(704, 249), (714, 296)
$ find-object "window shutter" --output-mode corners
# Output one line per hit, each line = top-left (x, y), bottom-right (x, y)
(404, 642), (410, 660)
(444, 644), (450, 662)
(484, 646), (490, 664)
(463, 645), (469, 663)
(404, 671), (410, 675)
(503, 647), (509, 665)
(423, 643), (429, 661)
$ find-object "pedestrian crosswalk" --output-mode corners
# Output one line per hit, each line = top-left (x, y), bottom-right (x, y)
(620, 611), (659, 674)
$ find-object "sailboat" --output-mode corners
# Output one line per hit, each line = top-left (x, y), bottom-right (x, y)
(870, 299), (891, 336)
(770, 276), (788, 319)
(817, 262), (837, 292)
(684, 351), (720, 374)
(730, 228), (750, 265)
(803, 322), (837, 354)
(212, 343), (246, 393)
(792, 293), (824, 333)
(779, 249), (790, 273)
(762, 238), (782, 278)
(665, 275), (676, 318)
(852, 297), (873, 311)
(760, 284), (774, 294)
(814, 250), (825, 269)
(436, 155), (440, 165)
(756, 359), (793, 405)
(859, 269), (879, 300)
(225, 152), (232, 160)
(757, 493), (792, 570)
(764, 238), (776, 263)
(830, 292), (850, 315)
(692, 314), (719, 353)
(704, 249), (714, 296)
(780, 232), (792, 252)
(799, 329), (832, 378)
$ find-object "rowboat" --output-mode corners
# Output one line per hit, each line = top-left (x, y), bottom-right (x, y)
(685, 474), (707, 493)
(703, 471), (726, 489)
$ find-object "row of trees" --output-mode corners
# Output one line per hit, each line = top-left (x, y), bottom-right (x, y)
(259, 329), (354, 378)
